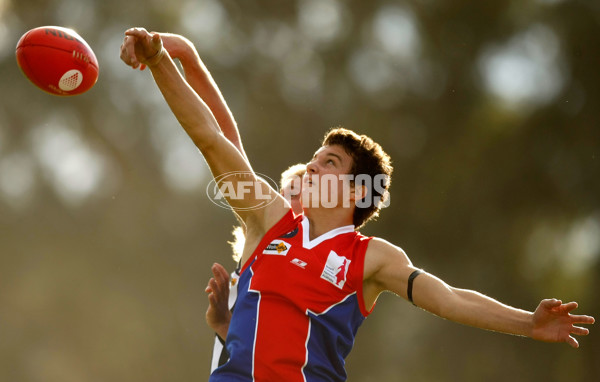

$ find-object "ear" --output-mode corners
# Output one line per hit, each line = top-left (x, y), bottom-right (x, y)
(350, 183), (367, 202)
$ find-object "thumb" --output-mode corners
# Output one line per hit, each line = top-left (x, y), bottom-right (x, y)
(151, 33), (163, 50)
(541, 298), (561, 310)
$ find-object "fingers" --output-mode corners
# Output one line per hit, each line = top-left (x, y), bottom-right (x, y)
(561, 301), (578, 313)
(127, 35), (140, 68)
(541, 298), (562, 310)
(571, 326), (590, 336)
(560, 301), (595, 325)
(212, 264), (231, 295)
(205, 276), (216, 294)
(571, 314), (595, 325)
(119, 36), (133, 66)
(208, 276), (222, 296)
(124, 27), (150, 39)
(212, 263), (230, 282)
(208, 291), (219, 306)
(566, 335), (579, 349)
(585, 315), (595, 324)
(542, 299), (582, 315)
(549, 300), (595, 323)
(207, 264), (231, 303)
(120, 34), (140, 69)
(124, 30), (147, 68)
(122, 28), (158, 69)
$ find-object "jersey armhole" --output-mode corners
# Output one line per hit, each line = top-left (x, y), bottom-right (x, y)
(240, 209), (299, 274)
(356, 236), (375, 317)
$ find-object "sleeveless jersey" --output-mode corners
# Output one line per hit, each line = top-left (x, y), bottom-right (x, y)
(210, 210), (373, 382)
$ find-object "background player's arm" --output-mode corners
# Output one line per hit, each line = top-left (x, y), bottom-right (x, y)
(159, 33), (248, 161)
(120, 28), (288, 233)
(364, 238), (594, 348)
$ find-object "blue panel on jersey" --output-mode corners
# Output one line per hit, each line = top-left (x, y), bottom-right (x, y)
(210, 262), (257, 381)
(304, 293), (365, 382)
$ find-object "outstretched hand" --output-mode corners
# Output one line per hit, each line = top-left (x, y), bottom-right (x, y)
(530, 299), (595, 348)
(205, 263), (232, 340)
(119, 27), (165, 70)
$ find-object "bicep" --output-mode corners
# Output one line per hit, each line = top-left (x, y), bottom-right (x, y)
(406, 272), (456, 316)
(202, 133), (289, 230)
(367, 240), (454, 313)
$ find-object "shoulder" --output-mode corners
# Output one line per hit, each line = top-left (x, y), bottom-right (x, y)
(240, 207), (298, 267)
(364, 237), (412, 280)
(366, 237), (411, 263)
(361, 237), (417, 308)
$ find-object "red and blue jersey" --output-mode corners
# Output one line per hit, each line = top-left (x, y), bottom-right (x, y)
(210, 210), (373, 381)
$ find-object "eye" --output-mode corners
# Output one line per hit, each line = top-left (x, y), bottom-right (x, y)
(327, 159), (335, 165)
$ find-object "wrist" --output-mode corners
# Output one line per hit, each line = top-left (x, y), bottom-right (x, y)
(143, 47), (167, 67)
(214, 319), (231, 340)
(524, 311), (536, 338)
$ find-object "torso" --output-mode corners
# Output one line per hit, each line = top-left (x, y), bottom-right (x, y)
(210, 210), (373, 382)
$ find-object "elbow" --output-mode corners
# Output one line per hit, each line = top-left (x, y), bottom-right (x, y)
(188, 126), (217, 151)
(178, 115), (220, 152)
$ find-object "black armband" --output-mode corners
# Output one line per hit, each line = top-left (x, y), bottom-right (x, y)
(407, 269), (423, 306)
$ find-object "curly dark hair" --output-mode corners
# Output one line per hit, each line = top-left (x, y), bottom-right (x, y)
(322, 127), (393, 229)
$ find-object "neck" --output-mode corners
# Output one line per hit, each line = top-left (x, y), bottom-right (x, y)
(303, 206), (354, 240)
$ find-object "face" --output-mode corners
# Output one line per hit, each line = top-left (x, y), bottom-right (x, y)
(303, 145), (356, 210)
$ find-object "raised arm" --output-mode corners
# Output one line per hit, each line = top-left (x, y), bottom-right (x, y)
(119, 28), (288, 236)
(363, 238), (595, 348)
(158, 33), (248, 161)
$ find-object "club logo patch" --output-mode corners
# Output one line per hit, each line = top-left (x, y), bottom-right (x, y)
(321, 251), (350, 289)
(263, 240), (291, 255)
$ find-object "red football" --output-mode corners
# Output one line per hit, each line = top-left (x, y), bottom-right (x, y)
(16, 26), (99, 96)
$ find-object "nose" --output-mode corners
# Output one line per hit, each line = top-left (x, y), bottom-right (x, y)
(306, 160), (318, 174)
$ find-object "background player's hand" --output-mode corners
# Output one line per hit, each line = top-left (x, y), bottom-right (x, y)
(530, 299), (594, 348)
(205, 262), (232, 340)
(120, 27), (164, 69)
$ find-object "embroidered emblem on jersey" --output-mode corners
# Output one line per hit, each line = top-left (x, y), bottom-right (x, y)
(320, 250), (351, 289)
(290, 258), (307, 269)
(263, 239), (291, 255)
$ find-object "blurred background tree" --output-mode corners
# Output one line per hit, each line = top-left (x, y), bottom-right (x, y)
(0, 0), (598, 381)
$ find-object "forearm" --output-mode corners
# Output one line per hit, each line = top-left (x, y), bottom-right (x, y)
(415, 274), (534, 338)
(147, 52), (220, 150)
(437, 287), (534, 338)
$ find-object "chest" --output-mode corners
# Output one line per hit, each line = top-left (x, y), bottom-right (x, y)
(248, 232), (360, 313)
